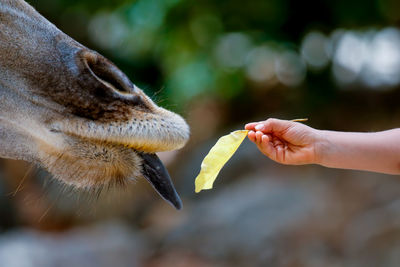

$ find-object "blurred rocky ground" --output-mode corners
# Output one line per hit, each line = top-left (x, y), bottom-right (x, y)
(0, 137), (400, 267)
(0, 220), (145, 267)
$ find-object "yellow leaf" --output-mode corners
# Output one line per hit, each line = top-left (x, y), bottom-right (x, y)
(195, 130), (248, 193)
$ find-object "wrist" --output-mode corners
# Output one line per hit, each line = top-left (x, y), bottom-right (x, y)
(313, 129), (330, 165)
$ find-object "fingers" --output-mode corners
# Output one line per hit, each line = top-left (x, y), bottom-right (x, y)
(251, 131), (286, 163)
(248, 130), (256, 142)
(245, 122), (262, 130)
(246, 119), (292, 134)
(245, 123), (256, 130)
(248, 130), (273, 147)
(246, 119), (293, 164)
(276, 145), (284, 163)
(255, 130), (263, 144)
(253, 131), (276, 158)
(260, 135), (275, 159)
(254, 118), (293, 134)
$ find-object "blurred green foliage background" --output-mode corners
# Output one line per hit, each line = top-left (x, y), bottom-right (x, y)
(31, 0), (400, 132)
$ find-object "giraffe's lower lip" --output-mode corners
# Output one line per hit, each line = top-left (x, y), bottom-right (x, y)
(54, 126), (189, 153)
(139, 152), (182, 210)
(56, 130), (174, 153)
(51, 109), (190, 151)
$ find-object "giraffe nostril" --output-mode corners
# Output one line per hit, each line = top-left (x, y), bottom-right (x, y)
(83, 51), (135, 96)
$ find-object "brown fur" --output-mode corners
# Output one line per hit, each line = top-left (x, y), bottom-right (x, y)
(0, 0), (190, 189)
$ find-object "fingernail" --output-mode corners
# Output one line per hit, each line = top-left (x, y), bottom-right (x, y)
(255, 124), (263, 131)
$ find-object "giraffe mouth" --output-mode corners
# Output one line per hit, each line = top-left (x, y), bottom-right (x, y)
(43, 107), (189, 209)
(50, 108), (190, 153)
(42, 121), (186, 209)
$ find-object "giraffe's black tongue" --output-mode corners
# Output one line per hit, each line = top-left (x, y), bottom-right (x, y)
(140, 153), (182, 210)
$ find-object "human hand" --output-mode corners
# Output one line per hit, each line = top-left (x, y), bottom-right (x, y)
(245, 118), (320, 165)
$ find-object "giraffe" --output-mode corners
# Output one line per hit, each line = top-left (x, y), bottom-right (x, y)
(0, 0), (190, 209)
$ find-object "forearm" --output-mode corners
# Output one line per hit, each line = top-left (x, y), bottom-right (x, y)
(315, 128), (400, 175)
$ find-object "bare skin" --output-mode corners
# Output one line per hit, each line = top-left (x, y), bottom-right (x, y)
(245, 118), (400, 175)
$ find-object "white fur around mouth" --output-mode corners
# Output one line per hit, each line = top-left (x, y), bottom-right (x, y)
(50, 112), (190, 153)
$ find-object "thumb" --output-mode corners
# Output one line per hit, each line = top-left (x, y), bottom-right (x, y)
(255, 118), (293, 134)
